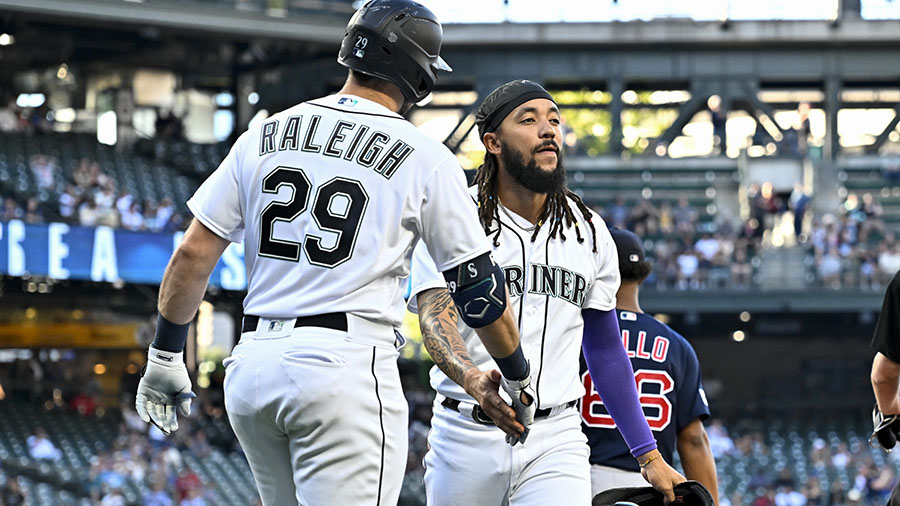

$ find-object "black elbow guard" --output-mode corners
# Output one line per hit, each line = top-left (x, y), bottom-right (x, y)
(442, 252), (508, 328)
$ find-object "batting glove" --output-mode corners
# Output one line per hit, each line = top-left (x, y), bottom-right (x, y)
(872, 403), (900, 451)
(136, 347), (195, 436)
(500, 371), (535, 446)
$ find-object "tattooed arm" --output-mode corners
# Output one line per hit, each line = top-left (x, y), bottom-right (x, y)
(417, 287), (523, 438)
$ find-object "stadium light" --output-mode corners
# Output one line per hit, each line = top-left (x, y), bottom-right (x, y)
(0, 33), (13, 46)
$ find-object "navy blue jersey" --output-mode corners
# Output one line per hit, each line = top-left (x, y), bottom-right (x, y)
(579, 310), (710, 472)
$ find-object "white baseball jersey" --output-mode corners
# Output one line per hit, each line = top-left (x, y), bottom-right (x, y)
(409, 189), (620, 409)
(188, 94), (490, 337)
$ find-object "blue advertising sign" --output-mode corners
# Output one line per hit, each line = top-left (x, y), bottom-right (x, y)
(0, 220), (246, 290)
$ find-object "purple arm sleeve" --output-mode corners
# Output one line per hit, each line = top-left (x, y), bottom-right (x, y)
(582, 308), (657, 458)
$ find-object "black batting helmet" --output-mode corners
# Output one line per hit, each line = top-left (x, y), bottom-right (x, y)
(337, 0), (451, 103)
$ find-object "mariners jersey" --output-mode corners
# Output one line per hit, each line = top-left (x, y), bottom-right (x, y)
(579, 310), (710, 472)
(408, 190), (620, 409)
(188, 95), (489, 333)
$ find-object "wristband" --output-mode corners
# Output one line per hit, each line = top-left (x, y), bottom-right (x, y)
(639, 454), (659, 468)
(493, 343), (529, 381)
(151, 313), (190, 353)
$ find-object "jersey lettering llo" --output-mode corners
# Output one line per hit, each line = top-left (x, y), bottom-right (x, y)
(579, 310), (710, 472)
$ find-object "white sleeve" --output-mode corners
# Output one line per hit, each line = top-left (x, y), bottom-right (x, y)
(186, 134), (246, 243)
(406, 240), (448, 314)
(419, 156), (490, 272)
(583, 218), (621, 311)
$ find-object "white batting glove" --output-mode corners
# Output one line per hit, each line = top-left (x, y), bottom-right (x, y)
(500, 371), (535, 446)
(135, 347), (195, 435)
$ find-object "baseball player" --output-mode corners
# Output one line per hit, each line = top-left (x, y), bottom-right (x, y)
(133, 2), (534, 505)
(408, 80), (685, 505)
(580, 228), (717, 503)
(870, 270), (900, 505)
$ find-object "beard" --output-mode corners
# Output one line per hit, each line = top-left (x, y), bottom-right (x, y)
(499, 140), (566, 194)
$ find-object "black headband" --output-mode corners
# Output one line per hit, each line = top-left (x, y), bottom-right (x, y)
(474, 80), (556, 140)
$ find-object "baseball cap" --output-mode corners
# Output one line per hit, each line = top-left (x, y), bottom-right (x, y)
(474, 80), (556, 140)
(609, 227), (646, 266)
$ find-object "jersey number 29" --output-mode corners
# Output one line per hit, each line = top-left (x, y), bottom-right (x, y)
(580, 369), (674, 431)
(259, 166), (368, 267)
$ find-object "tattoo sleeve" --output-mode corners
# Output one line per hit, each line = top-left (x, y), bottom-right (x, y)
(417, 287), (476, 387)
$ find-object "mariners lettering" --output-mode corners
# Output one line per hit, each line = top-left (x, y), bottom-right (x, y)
(258, 118), (412, 179)
(503, 266), (524, 296)
(503, 263), (589, 307)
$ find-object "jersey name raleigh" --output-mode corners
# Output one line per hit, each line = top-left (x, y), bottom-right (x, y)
(259, 115), (414, 179)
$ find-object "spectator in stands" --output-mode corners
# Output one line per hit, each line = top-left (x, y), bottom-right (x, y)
(121, 201), (145, 231)
(819, 249), (842, 288)
(878, 242), (900, 280)
(29, 154), (56, 189)
(673, 197), (698, 233)
(143, 200), (159, 231)
(116, 189), (134, 218)
(707, 420), (734, 459)
(1, 196), (23, 221)
(155, 197), (175, 231)
(78, 196), (100, 226)
(629, 198), (658, 236)
(143, 478), (174, 506)
(694, 232), (720, 286)
(788, 182), (810, 240)
(658, 201), (674, 234)
(59, 184), (78, 223)
(100, 488), (127, 506)
(179, 486), (207, 506)
(175, 467), (201, 503)
(774, 485), (806, 506)
(607, 196), (629, 229)
(0, 476), (25, 506)
(709, 95), (727, 155)
(23, 197), (43, 224)
(0, 98), (19, 132)
(676, 246), (700, 289)
(27, 427), (63, 460)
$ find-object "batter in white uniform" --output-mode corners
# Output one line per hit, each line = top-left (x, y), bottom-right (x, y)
(134, 4), (532, 505)
(408, 80), (686, 505)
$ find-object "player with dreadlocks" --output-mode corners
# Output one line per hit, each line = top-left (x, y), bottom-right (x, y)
(406, 80), (685, 505)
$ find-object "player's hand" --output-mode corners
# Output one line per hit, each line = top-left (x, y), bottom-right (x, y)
(871, 403), (900, 451)
(135, 347), (196, 436)
(639, 450), (686, 504)
(499, 368), (535, 446)
(463, 368), (525, 440)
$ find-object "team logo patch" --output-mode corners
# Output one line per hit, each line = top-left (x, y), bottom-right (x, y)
(338, 97), (358, 107)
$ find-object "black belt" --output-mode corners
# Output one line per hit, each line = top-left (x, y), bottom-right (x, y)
(242, 313), (348, 334)
(440, 397), (577, 425)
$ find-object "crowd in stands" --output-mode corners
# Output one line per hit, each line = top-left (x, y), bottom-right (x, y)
(4, 351), (900, 505)
(598, 197), (758, 290)
(0, 354), (436, 506)
(1, 154), (188, 232)
(709, 419), (900, 506)
(807, 192), (897, 290)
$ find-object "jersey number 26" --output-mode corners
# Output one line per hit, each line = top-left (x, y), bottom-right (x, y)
(258, 166), (368, 268)
(580, 369), (674, 431)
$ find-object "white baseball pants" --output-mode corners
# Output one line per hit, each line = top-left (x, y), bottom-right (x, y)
(224, 316), (407, 506)
(424, 401), (591, 506)
(590, 465), (649, 496)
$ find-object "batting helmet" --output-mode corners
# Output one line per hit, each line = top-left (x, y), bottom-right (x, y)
(337, 0), (451, 103)
(592, 481), (715, 506)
